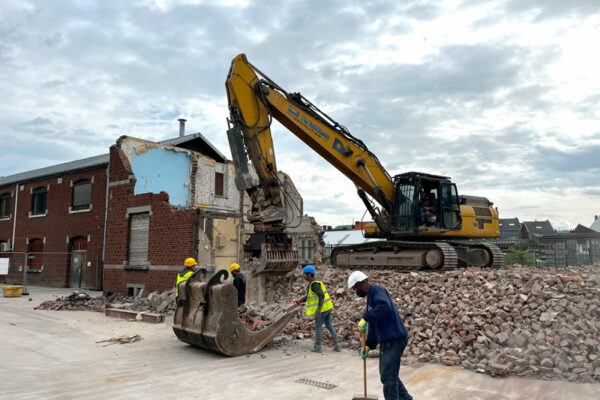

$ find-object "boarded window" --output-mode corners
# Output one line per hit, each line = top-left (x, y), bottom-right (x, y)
(31, 187), (47, 215)
(0, 193), (10, 218)
(128, 213), (149, 266)
(72, 180), (91, 210)
(215, 172), (224, 197)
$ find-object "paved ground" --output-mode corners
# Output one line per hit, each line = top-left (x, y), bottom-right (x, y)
(1, 286), (600, 400)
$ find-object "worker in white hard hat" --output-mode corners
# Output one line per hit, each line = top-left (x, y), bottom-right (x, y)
(229, 263), (246, 307)
(347, 271), (413, 400)
(175, 258), (197, 297)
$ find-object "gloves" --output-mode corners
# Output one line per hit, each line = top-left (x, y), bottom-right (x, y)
(294, 299), (301, 306)
(358, 318), (367, 333)
(361, 346), (370, 359)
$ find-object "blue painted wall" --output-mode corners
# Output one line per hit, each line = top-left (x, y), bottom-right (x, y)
(130, 146), (191, 207)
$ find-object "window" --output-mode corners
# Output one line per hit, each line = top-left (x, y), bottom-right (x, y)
(215, 172), (224, 197)
(0, 193), (10, 218)
(31, 187), (47, 215)
(72, 180), (91, 210)
(128, 213), (149, 267)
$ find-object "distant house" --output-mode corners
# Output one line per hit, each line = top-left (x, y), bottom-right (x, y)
(521, 220), (555, 240)
(499, 218), (521, 241)
(591, 215), (600, 232)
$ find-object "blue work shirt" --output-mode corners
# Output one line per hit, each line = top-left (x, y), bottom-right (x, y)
(363, 284), (408, 348)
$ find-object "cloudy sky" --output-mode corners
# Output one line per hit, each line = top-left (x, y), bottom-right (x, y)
(1, 0), (599, 229)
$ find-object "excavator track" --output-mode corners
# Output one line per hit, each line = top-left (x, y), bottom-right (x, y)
(331, 240), (458, 271)
(330, 240), (504, 271)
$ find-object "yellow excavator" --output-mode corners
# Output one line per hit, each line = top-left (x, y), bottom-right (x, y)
(226, 54), (502, 274)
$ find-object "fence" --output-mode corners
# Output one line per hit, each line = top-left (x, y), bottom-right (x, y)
(489, 239), (600, 268)
(0, 251), (101, 290)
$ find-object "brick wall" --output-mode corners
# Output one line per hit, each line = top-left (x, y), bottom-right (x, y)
(104, 145), (198, 294)
(0, 167), (107, 287)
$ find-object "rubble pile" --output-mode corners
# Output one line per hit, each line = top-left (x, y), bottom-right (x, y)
(239, 302), (290, 331)
(272, 264), (600, 383)
(36, 289), (178, 314)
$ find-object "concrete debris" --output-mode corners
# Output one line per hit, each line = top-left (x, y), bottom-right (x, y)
(272, 264), (600, 383)
(36, 288), (178, 314)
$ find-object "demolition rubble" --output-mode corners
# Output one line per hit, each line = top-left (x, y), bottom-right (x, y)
(33, 263), (600, 383)
(35, 289), (178, 314)
(273, 264), (600, 383)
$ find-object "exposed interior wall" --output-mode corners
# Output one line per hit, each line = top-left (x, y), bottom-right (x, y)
(212, 217), (241, 271)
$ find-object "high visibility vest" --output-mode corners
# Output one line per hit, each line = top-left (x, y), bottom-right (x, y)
(175, 269), (194, 297)
(305, 280), (333, 316)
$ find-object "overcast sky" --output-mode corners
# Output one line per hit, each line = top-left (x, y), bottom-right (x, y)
(1, 0), (599, 229)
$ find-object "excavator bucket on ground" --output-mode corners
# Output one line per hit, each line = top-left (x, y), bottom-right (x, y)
(173, 269), (299, 356)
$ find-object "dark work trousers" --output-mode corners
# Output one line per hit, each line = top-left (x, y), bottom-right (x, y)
(379, 336), (413, 400)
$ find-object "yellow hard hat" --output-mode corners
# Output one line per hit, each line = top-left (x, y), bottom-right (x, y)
(229, 263), (240, 273)
(184, 258), (197, 267)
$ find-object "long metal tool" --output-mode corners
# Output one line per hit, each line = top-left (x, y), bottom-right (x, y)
(352, 332), (378, 400)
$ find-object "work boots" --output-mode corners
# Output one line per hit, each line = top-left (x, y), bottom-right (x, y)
(333, 342), (341, 352)
(312, 344), (322, 353)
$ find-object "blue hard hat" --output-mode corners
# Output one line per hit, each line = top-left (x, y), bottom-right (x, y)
(302, 265), (316, 275)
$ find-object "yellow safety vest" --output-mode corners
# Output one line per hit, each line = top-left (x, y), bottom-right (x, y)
(305, 280), (333, 316)
(175, 269), (194, 297)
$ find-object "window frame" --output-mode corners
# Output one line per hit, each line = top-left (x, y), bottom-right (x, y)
(31, 187), (47, 216)
(71, 179), (92, 211)
(0, 193), (10, 219)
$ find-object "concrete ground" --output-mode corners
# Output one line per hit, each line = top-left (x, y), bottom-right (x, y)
(1, 286), (599, 400)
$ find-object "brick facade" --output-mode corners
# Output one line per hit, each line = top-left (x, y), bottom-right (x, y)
(103, 145), (199, 294)
(0, 166), (107, 288)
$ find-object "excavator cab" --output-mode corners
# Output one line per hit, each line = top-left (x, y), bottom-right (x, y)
(392, 172), (462, 236)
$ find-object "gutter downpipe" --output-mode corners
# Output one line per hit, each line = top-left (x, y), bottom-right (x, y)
(101, 163), (110, 291)
(11, 184), (18, 250)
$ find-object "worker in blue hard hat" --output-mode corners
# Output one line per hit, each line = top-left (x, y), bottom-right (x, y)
(294, 264), (340, 353)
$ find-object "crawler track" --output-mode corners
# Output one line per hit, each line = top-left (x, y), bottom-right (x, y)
(330, 240), (503, 271)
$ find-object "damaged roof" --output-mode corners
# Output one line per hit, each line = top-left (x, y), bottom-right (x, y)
(161, 132), (226, 163)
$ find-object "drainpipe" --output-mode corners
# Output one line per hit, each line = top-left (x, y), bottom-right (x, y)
(178, 118), (187, 138)
(11, 183), (18, 250)
(101, 163), (110, 291)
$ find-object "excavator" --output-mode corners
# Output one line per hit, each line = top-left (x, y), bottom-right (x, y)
(225, 53), (503, 274)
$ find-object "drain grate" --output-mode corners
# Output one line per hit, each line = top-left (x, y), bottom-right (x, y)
(294, 378), (337, 390)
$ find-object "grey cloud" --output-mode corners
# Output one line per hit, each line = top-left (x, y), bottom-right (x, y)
(41, 79), (68, 88)
(12, 117), (54, 134)
(533, 145), (600, 173)
(505, 0), (600, 19)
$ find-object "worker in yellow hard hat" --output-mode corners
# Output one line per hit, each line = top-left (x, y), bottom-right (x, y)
(229, 263), (246, 307)
(175, 258), (197, 297)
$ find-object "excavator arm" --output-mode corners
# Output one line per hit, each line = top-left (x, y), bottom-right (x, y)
(226, 54), (394, 235)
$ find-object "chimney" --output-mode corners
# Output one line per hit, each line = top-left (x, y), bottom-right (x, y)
(178, 118), (187, 137)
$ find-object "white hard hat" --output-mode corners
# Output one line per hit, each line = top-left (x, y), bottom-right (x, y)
(348, 271), (369, 289)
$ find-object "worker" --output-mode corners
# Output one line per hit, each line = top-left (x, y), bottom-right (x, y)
(229, 263), (246, 307)
(419, 190), (437, 225)
(348, 271), (413, 400)
(294, 265), (341, 353)
(175, 258), (197, 297)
